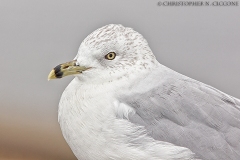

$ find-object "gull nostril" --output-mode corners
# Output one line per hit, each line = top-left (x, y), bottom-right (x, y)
(62, 66), (69, 69)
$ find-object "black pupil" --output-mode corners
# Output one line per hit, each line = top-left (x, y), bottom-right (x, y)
(109, 53), (113, 58)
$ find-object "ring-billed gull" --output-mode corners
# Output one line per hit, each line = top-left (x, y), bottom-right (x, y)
(48, 24), (240, 160)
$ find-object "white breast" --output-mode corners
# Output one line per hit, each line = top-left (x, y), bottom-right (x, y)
(58, 78), (195, 160)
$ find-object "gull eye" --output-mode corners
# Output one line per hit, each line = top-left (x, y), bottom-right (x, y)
(105, 52), (116, 60)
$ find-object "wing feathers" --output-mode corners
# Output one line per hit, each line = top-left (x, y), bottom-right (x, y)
(121, 66), (240, 160)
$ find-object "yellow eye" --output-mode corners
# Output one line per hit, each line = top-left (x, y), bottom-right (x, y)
(105, 52), (116, 60)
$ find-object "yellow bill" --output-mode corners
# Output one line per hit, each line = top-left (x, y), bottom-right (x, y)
(48, 60), (89, 80)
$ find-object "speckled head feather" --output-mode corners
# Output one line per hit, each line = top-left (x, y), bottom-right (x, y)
(74, 24), (158, 79)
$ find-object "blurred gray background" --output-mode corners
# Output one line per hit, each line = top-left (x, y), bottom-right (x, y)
(0, 0), (239, 159)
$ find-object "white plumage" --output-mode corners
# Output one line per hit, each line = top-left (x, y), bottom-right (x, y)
(55, 24), (240, 160)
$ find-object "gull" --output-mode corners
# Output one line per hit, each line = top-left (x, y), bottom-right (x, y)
(48, 24), (240, 160)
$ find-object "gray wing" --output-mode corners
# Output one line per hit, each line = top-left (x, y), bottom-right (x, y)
(121, 66), (240, 160)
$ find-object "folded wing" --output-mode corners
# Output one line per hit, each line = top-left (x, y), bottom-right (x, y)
(121, 65), (240, 160)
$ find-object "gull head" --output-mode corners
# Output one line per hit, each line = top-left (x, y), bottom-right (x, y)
(48, 24), (158, 82)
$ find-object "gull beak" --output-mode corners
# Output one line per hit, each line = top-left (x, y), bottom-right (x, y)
(48, 60), (89, 80)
